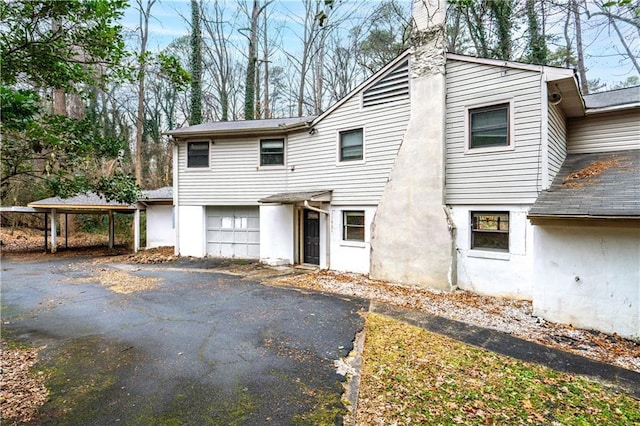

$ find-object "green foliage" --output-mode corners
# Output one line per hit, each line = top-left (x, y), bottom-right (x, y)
(0, 0), (139, 205)
(1, 87), (139, 204)
(487, 0), (514, 60)
(158, 54), (192, 91)
(525, 0), (548, 65)
(357, 0), (411, 73)
(0, 0), (129, 90)
(0, 87), (41, 128)
(97, 170), (141, 204)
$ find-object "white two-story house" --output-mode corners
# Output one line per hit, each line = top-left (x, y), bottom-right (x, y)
(166, 0), (639, 340)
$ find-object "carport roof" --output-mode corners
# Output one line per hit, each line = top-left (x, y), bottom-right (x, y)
(28, 192), (137, 213)
(529, 149), (640, 221)
(259, 190), (332, 204)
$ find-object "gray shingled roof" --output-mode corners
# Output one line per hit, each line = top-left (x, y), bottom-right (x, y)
(165, 116), (317, 136)
(29, 192), (134, 208)
(140, 186), (173, 201)
(259, 190), (332, 204)
(584, 86), (640, 110)
(529, 150), (640, 218)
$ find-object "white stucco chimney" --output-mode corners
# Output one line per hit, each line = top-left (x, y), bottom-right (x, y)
(370, 0), (455, 290)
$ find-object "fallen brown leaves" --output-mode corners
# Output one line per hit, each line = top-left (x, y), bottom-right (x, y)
(0, 342), (49, 424)
(355, 314), (640, 425)
(562, 157), (628, 187)
(63, 267), (162, 294)
(271, 270), (640, 373)
(119, 246), (178, 264)
(0, 227), (125, 253)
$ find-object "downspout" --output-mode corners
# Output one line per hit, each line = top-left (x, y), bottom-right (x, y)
(172, 137), (180, 256)
(303, 200), (329, 215)
(540, 68), (550, 190)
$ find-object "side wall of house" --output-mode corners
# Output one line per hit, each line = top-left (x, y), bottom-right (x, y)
(175, 99), (411, 207)
(445, 59), (544, 205)
(177, 138), (287, 206)
(146, 205), (175, 248)
(177, 205), (206, 257)
(260, 204), (294, 265)
(451, 205), (534, 299)
(547, 102), (567, 184)
(567, 109), (640, 154)
(533, 224), (640, 341)
(329, 205), (376, 274)
(445, 59), (544, 298)
(285, 99), (411, 206)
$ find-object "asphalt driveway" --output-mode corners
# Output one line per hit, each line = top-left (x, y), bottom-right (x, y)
(1, 256), (368, 425)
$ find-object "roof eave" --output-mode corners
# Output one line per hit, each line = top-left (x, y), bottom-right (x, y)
(528, 214), (640, 226)
(163, 121), (312, 139)
(27, 204), (136, 211)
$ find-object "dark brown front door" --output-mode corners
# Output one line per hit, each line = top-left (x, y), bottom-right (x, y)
(303, 209), (320, 265)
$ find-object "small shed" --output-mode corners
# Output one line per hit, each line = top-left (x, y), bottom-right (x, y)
(139, 187), (174, 248)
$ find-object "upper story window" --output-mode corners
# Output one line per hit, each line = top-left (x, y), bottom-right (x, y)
(187, 141), (209, 168)
(343, 210), (365, 242)
(471, 212), (509, 252)
(467, 102), (512, 150)
(260, 138), (285, 166)
(339, 128), (363, 162)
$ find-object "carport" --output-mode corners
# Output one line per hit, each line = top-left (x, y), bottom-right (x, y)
(19, 193), (142, 253)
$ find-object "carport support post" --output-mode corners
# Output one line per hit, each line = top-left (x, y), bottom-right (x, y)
(50, 209), (57, 253)
(133, 208), (140, 252)
(108, 210), (115, 249)
(44, 212), (49, 252)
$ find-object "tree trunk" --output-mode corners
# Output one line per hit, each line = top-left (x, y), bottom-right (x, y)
(572, 0), (589, 94)
(190, 0), (203, 125)
(244, 0), (260, 120)
(262, 11), (270, 119)
(135, 0), (156, 186)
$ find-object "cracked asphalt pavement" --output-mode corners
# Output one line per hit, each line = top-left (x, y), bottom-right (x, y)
(1, 257), (368, 424)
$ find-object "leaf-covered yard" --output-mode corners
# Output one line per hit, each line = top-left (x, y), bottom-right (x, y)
(356, 314), (640, 425)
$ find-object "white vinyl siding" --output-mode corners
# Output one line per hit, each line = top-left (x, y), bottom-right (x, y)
(446, 59), (544, 204)
(547, 102), (567, 183)
(567, 109), (640, 154)
(176, 81), (411, 206)
(286, 97), (410, 205)
(177, 138), (288, 205)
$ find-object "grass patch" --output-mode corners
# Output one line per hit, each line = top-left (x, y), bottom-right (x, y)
(357, 314), (640, 425)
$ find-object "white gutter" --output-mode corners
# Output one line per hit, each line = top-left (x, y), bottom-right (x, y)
(585, 103), (640, 115)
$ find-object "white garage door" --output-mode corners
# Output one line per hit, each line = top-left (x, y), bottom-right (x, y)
(206, 206), (260, 258)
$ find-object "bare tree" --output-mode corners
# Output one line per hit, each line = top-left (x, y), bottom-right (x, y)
(134, 0), (157, 185)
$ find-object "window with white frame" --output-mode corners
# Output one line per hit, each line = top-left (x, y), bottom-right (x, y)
(471, 212), (509, 251)
(468, 103), (511, 149)
(260, 138), (285, 166)
(187, 141), (209, 168)
(339, 128), (363, 162)
(343, 211), (365, 241)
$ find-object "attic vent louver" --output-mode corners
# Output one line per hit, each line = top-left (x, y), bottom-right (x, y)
(362, 59), (409, 108)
